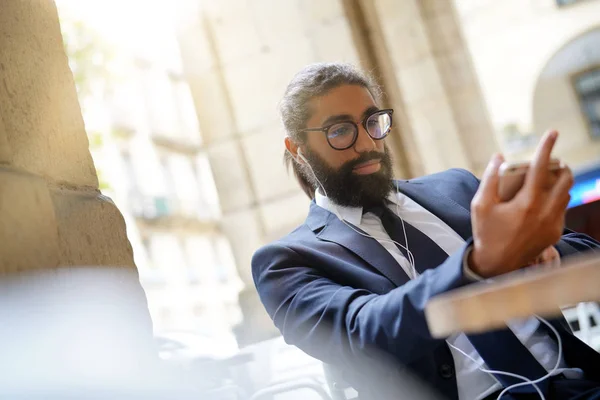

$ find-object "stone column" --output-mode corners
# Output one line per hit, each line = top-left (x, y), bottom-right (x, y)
(0, 0), (140, 272)
(368, 0), (498, 176)
(175, 0), (278, 345)
(0, 0), (155, 372)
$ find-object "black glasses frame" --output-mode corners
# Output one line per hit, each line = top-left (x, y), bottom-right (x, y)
(300, 109), (394, 150)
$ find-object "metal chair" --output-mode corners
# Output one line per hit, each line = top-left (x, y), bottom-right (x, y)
(249, 377), (332, 400)
(322, 364), (359, 400)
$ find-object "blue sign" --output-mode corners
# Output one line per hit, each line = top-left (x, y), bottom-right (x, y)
(568, 165), (600, 208)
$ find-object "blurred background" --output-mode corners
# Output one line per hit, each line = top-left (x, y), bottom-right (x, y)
(46, 0), (600, 397)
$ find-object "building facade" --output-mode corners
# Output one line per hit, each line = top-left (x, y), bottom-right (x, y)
(455, 0), (600, 167)
(56, 0), (243, 345)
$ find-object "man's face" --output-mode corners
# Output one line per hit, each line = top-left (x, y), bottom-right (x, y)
(300, 85), (394, 207)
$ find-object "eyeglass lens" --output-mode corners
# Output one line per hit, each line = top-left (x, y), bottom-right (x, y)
(326, 111), (392, 149)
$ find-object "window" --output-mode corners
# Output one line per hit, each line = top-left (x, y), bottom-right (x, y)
(141, 237), (153, 264)
(173, 80), (201, 145)
(182, 236), (204, 284)
(574, 68), (600, 139)
(195, 153), (221, 219)
(138, 236), (167, 284)
(166, 154), (200, 214)
(121, 151), (139, 195)
(140, 65), (200, 147)
(182, 236), (215, 284)
(108, 75), (145, 132)
(556, 0), (586, 5)
(141, 68), (179, 138)
(141, 237), (163, 271)
(160, 156), (178, 199)
(213, 236), (238, 284)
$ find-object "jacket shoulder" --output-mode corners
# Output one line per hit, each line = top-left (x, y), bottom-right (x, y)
(251, 224), (315, 270)
(403, 168), (480, 210)
(408, 168), (479, 186)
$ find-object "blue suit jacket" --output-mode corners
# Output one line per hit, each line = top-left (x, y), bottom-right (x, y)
(252, 169), (600, 399)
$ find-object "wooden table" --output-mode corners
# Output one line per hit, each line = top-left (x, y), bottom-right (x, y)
(425, 254), (600, 338)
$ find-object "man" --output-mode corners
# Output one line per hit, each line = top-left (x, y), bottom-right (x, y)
(252, 63), (600, 400)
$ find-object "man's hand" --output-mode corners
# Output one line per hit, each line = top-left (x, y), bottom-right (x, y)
(526, 245), (561, 267)
(468, 130), (573, 278)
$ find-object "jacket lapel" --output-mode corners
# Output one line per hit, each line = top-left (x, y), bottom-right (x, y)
(319, 216), (411, 287)
(304, 179), (474, 287)
(306, 202), (410, 287)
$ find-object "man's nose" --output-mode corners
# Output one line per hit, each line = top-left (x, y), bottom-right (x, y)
(353, 125), (376, 153)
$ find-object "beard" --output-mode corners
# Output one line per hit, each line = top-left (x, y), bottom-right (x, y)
(301, 144), (394, 208)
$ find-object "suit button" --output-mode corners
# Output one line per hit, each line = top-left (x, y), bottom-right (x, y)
(439, 363), (454, 379)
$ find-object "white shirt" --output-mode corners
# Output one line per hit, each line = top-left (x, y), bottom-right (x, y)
(315, 190), (582, 400)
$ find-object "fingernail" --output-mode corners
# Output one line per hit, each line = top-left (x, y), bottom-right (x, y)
(491, 153), (502, 166)
(486, 154), (501, 174)
(549, 131), (558, 140)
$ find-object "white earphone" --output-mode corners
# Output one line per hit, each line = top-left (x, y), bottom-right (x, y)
(448, 316), (562, 400)
(296, 148), (307, 164)
(295, 148), (417, 278)
(294, 147), (562, 399)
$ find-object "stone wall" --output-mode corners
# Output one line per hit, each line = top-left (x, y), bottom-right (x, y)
(0, 0), (138, 273)
(367, 0), (498, 175)
(0, 0), (156, 374)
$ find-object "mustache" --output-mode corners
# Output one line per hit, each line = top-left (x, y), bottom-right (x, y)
(344, 151), (384, 170)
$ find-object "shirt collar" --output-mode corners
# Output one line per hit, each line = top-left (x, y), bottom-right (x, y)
(315, 188), (406, 225)
(315, 190), (363, 225)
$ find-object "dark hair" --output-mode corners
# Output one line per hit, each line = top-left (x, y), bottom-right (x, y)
(279, 62), (382, 199)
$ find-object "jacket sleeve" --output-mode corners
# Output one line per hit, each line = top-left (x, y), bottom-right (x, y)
(555, 229), (600, 257)
(252, 241), (474, 368)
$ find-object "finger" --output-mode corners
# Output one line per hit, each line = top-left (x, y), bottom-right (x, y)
(555, 192), (572, 214)
(538, 248), (550, 263)
(476, 153), (505, 205)
(525, 130), (558, 191)
(540, 246), (559, 262)
(547, 191), (571, 219)
(549, 166), (574, 209)
(550, 247), (561, 262)
(551, 248), (562, 267)
(545, 193), (571, 237)
(542, 169), (560, 191)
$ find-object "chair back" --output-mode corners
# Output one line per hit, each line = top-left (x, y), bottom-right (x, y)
(322, 363), (359, 400)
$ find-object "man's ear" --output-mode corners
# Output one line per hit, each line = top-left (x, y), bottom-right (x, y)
(285, 137), (302, 163)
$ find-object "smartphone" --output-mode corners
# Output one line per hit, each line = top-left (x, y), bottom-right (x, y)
(498, 159), (563, 202)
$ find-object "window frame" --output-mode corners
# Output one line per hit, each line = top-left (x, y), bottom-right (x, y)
(571, 66), (600, 140)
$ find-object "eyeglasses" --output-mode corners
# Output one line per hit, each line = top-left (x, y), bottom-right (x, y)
(300, 109), (394, 150)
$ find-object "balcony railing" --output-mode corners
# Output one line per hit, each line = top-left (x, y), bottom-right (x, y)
(129, 195), (215, 229)
(130, 196), (171, 219)
(150, 130), (202, 155)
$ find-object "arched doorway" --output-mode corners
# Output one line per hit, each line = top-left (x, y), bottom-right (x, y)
(532, 28), (600, 241)
(532, 28), (600, 168)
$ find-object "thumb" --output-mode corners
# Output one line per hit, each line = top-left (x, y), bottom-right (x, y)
(477, 153), (505, 204)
